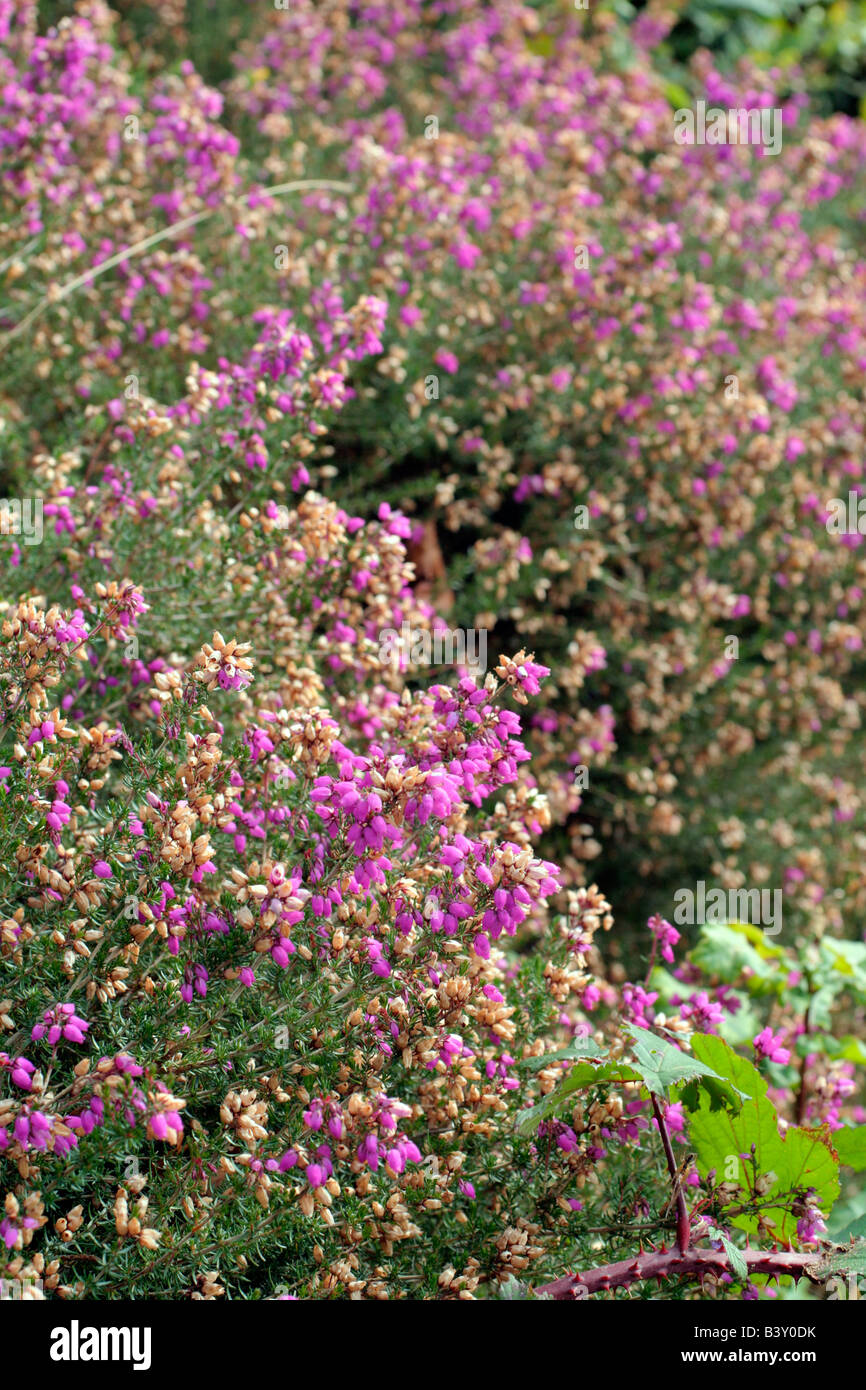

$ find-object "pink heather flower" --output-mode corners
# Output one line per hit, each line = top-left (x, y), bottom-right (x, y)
(663, 1102), (685, 1134)
(148, 1113), (169, 1140)
(753, 1028), (791, 1065)
(582, 984), (601, 1011)
(433, 348), (459, 375)
(681, 991), (724, 1033)
(31, 1003), (89, 1046)
(8, 1056), (36, 1090)
(648, 913), (680, 964)
(556, 1125), (579, 1153)
(92, 860), (112, 879)
(450, 241), (481, 271)
(366, 939), (391, 977)
(147, 1110), (183, 1142)
(622, 983), (658, 1027)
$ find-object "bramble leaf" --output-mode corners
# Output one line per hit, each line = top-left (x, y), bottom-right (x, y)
(704, 1222), (748, 1281)
(687, 1037), (840, 1241)
(626, 1024), (732, 1100)
(516, 1059), (641, 1135)
(833, 1126), (866, 1172)
(517, 1038), (605, 1072)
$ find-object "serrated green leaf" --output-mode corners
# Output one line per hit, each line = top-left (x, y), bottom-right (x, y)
(681, 1033), (760, 1114)
(627, 1024), (730, 1099)
(517, 1038), (605, 1072)
(834, 1126), (866, 1171)
(516, 1059), (641, 1135)
(687, 1037), (839, 1241)
(690, 1034), (769, 1098)
(705, 1222), (748, 1281)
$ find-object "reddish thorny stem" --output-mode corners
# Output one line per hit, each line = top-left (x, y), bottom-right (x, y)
(651, 1094), (691, 1255)
(535, 1097), (821, 1298)
(535, 1247), (821, 1299)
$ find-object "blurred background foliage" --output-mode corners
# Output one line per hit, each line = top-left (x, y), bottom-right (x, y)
(657, 0), (866, 115)
(35, 0), (866, 114)
(529, 0), (866, 114)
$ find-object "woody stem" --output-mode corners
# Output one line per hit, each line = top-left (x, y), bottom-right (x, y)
(652, 1093), (690, 1255)
(536, 1247), (820, 1299)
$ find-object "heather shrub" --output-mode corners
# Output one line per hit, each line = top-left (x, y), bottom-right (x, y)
(1, 463), (864, 1299)
(220, 0), (866, 941)
(0, 0), (864, 1304)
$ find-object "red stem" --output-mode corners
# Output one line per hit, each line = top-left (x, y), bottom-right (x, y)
(652, 1093), (690, 1254)
(536, 1247), (818, 1299)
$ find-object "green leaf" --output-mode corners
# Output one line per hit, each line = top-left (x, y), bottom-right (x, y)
(705, 1222), (748, 1281)
(525, 32), (554, 57)
(626, 1024), (731, 1099)
(803, 1033), (866, 1065)
(689, 923), (781, 995)
(687, 1038), (839, 1241)
(725, 921), (786, 962)
(647, 966), (681, 1002)
(517, 1026), (746, 1137)
(820, 940), (866, 997)
(516, 1059), (641, 1135)
(517, 1038), (605, 1072)
(689, 1035), (768, 1099)
(663, 80), (692, 109)
(834, 1126), (866, 1172)
(681, 1032), (762, 1113)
